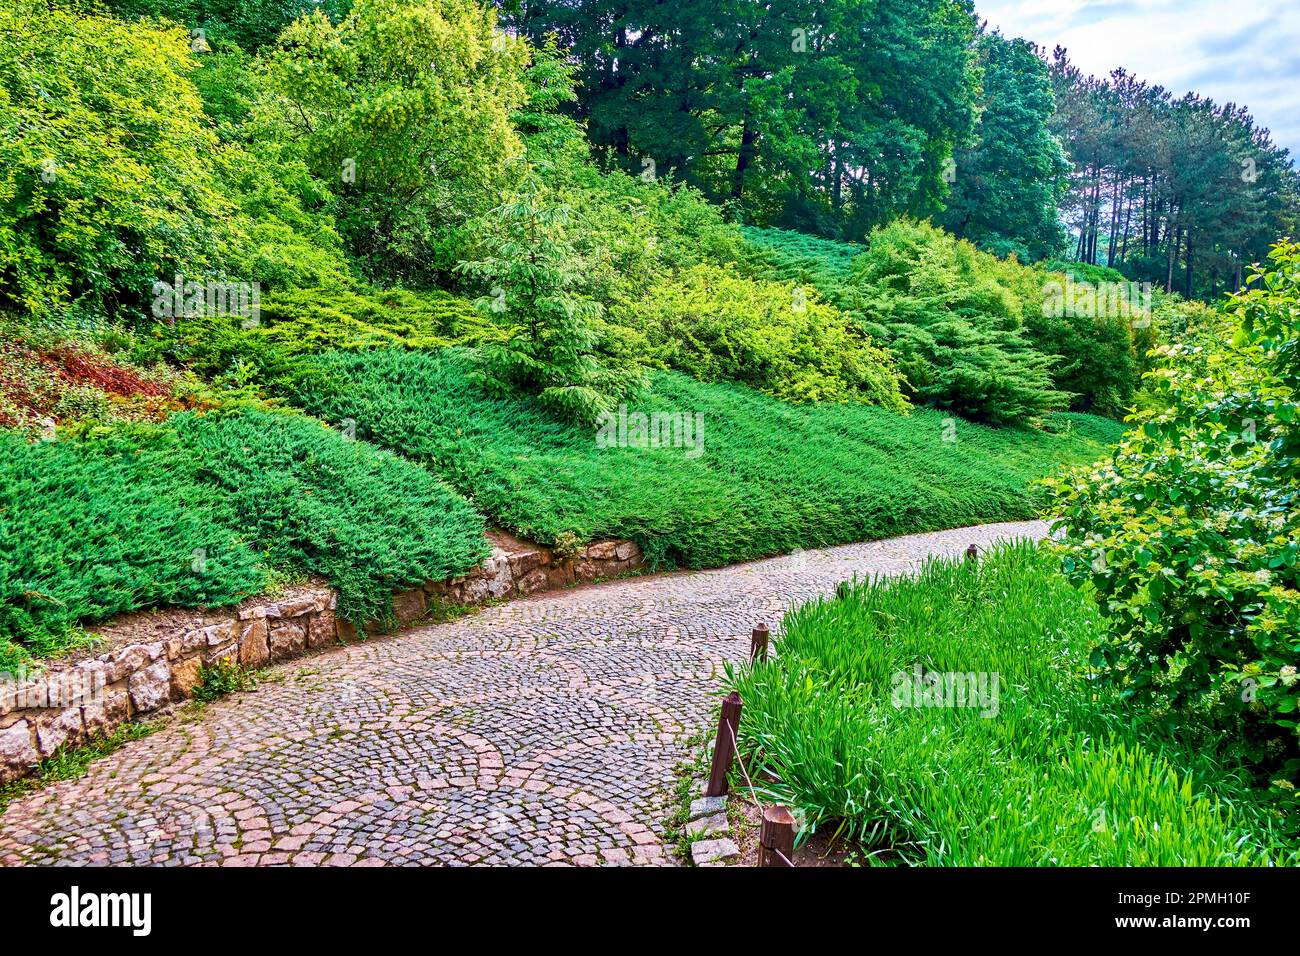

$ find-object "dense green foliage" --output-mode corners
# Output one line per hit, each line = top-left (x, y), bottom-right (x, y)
(0, 0), (229, 316)
(738, 226), (864, 288)
(939, 31), (1069, 261)
(728, 542), (1293, 863)
(0, 409), (485, 666)
(148, 286), (498, 396)
(512, 0), (979, 239)
(292, 347), (1120, 568)
(264, 0), (528, 284)
(1050, 50), (1300, 297)
(105, 0), (354, 53)
(848, 221), (1069, 423)
(607, 264), (907, 407)
(739, 220), (1209, 422)
(1050, 242), (1300, 797)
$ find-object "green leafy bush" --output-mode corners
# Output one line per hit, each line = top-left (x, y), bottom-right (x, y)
(265, 0), (529, 284)
(458, 173), (643, 424)
(607, 264), (907, 407)
(847, 220), (1069, 424)
(1049, 241), (1300, 794)
(741, 221), (1152, 423)
(0, 1), (230, 316)
(728, 542), (1292, 864)
(293, 347), (1121, 569)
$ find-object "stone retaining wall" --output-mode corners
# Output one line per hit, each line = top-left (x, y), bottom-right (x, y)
(0, 537), (643, 784)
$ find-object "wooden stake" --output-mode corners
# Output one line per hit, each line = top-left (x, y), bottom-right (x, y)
(750, 624), (769, 663)
(705, 691), (743, 797)
(759, 805), (796, 867)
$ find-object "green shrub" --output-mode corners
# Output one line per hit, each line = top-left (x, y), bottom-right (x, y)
(727, 542), (1292, 864)
(0, 409), (487, 665)
(607, 264), (907, 408)
(171, 410), (488, 627)
(1049, 241), (1300, 795)
(457, 173), (643, 425)
(0, 1), (229, 317)
(0, 426), (266, 668)
(847, 220), (1069, 424)
(738, 226), (864, 288)
(293, 347), (1120, 569)
(741, 221), (1150, 423)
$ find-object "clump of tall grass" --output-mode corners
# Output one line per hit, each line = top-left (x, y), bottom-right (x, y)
(728, 541), (1295, 865)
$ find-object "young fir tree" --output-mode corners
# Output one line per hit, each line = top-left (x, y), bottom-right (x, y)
(458, 168), (641, 425)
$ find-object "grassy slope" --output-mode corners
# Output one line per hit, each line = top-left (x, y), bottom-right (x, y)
(296, 348), (1123, 568)
(727, 542), (1293, 865)
(0, 410), (486, 667)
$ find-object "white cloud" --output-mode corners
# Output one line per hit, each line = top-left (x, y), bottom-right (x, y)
(976, 0), (1300, 162)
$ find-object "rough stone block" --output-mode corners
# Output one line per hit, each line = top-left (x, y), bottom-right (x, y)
(688, 796), (727, 821)
(200, 621), (235, 649)
(307, 610), (336, 649)
(36, 707), (85, 757)
(507, 550), (546, 575)
(586, 540), (619, 560)
(0, 720), (38, 774)
(107, 644), (153, 683)
(485, 562), (515, 598)
(517, 568), (550, 595)
(690, 838), (740, 867)
(274, 596), (322, 619)
(392, 589), (426, 626)
(269, 616), (306, 660)
(685, 812), (728, 838)
(615, 541), (640, 562)
(269, 620), (307, 661)
(128, 661), (172, 713)
(82, 691), (130, 736)
(171, 656), (203, 698)
(237, 619), (269, 668)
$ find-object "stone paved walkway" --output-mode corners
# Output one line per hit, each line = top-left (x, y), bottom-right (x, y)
(0, 521), (1045, 867)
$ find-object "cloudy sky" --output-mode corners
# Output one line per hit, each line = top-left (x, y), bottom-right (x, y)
(974, 0), (1300, 164)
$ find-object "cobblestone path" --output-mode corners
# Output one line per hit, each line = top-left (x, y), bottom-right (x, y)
(0, 521), (1045, 867)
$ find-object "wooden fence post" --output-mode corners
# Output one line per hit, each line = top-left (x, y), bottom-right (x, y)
(750, 624), (769, 663)
(759, 805), (796, 867)
(966, 543), (979, 562)
(705, 691), (743, 797)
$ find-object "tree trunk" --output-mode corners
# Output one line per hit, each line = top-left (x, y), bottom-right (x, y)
(732, 118), (757, 201)
(1165, 225), (1179, 293)
(1106, 170), (1121, 266)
